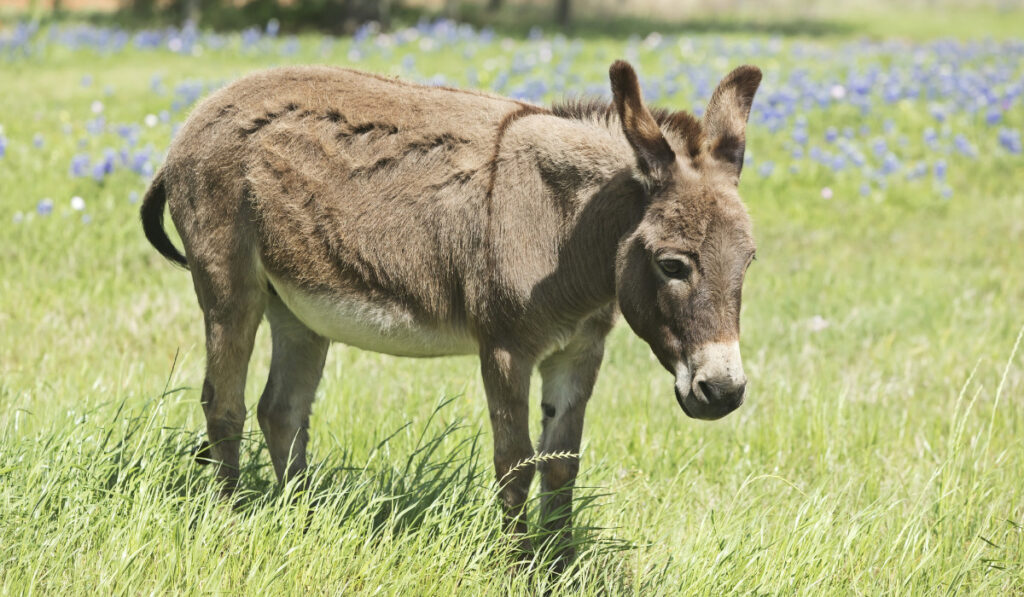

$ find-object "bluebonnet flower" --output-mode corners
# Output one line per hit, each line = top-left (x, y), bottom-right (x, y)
(923, 128), (938, 147)
(102, 148), (116, 172)
(37, 198), (53, 215)
(241, 27), (261, 49)
(131, 148), (152, 175)
(92, 162), (106, 182)
(872, 139), (888, 158)
(953, 134), (976, 157)
(906, 161), (928, 180)
(86, 116), (105, 135)
(69, 154), (90, 177)
(985, 109), (1001, 125)
(934, 160), (947, 180)
(998, 128), (1022, 154)
(758, 161), (774, 178)
(266, 19), (280, 37)
(353, 22), (374, 43)
(0, 134), (6, 158)
(116, 124), (140, 146)
(880, 152), (901, 176)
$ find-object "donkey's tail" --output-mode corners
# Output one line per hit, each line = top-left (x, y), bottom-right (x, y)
(140, 169), (188, 269)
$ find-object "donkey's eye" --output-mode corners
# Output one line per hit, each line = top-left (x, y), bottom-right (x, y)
(658, 258), (692, 280)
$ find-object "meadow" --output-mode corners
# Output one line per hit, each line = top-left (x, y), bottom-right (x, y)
(1, 15), (1023, 595)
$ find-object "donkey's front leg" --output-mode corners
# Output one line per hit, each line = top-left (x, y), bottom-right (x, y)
(536, 312), (612, 564)
(480, 345), (535, 549)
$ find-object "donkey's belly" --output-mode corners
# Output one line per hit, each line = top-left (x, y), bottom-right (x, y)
(269, 279), (478, 357)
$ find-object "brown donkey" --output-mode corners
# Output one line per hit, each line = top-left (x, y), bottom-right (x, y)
(141, 60), (761, 558)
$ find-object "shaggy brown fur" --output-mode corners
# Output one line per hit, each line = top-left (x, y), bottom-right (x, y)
(140, 60), (762, 564)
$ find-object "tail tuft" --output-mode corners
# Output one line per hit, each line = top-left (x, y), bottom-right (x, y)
(140, 171), (188, 268)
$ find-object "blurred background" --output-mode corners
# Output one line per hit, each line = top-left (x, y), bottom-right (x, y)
(1, 0), (1022, 34)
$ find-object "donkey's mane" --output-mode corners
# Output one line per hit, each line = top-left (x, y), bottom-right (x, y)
(549, 97), (703, 157)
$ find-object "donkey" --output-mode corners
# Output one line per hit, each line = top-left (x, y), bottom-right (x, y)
(140, 60), (761, 558)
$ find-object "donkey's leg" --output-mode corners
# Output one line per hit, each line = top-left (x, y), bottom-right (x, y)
(536, 309), (614, 563)
(193, 270), (266, 495)
(257, 293), (330, 483)
(480, 345), (535, 547)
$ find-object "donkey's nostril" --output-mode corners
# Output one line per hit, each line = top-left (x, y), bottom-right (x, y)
(699, 379), (745, 406)
(697, 380), (713, 403)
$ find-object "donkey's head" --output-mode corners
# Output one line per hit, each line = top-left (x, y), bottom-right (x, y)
(610, 60), (761, 420)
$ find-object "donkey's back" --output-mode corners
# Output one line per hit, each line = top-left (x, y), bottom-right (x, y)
(146, 67), (539, 358)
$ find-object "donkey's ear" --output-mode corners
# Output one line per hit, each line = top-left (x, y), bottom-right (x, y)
(702, 65), (762, 178)
(609, 60), (676, 188)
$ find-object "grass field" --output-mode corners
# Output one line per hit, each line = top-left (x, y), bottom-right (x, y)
(2, 14), (1024, 594)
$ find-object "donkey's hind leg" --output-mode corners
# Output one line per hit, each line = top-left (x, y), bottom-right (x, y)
(257, 293), (330, 484)
(190, 259), (266, 494)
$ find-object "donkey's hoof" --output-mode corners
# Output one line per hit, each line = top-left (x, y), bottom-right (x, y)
(193, 440), (212, 465)
(548, 547), (577, 576)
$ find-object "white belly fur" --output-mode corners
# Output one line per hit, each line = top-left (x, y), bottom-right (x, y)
(268, 277), (478, 357)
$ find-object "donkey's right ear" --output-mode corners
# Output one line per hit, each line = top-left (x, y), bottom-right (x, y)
(609, 60), (676, 189)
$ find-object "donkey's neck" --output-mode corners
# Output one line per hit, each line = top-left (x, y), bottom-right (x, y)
(530, 117), (648, 314)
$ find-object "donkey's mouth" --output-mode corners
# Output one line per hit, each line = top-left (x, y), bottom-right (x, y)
(675, 386), (696, 417)
(676, 385), (741, 420)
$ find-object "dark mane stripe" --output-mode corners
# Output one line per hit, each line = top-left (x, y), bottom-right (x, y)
(549, 97), (614, 123)
(550, 97), (703, 158)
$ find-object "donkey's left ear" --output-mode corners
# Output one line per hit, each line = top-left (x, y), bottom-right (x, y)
(609, 60), (676, 189)
(702, 65), (762, 178)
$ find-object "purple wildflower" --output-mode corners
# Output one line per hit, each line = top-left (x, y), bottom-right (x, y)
(997, 128), (1021, 154)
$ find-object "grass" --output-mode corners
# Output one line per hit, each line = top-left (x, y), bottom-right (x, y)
(1, 17), (1024, 595)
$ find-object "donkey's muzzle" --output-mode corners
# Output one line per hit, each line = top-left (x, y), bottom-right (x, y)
(677, 378), (745, 420)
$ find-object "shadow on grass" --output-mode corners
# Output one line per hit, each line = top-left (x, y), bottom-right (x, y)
(67, 392), (639, 584)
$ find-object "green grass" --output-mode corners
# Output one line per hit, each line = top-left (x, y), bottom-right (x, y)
(2, 21), (1024, 595)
